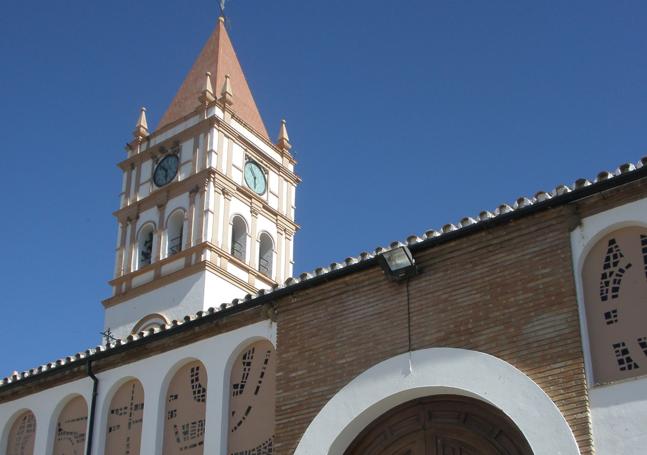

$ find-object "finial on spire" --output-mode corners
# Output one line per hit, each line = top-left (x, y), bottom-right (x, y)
(133, 107), (149, 140)
(277, 119), (291, 151)
(199, 72), (216, 105)
(221, 74), (234, 106)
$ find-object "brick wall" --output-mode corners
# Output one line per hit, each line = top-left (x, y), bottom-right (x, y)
(275, 179), (647, 454)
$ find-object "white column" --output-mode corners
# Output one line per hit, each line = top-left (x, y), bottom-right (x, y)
(276, 227), (285, 284)
(203, 179), (215, 244)
(207, 127), (218, 169)
(138, 367), (166, 455)
(221, 190), (233, 265)
(211, 187), (223, 248)
(202, 178), (215, 262)
(284, 230), (294, 279)
(216, 133), (226, 173)
(186, 191), (197, 250)
(202, 358), (227, 455)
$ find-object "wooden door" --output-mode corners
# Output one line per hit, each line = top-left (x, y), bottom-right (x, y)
(345, 396), (533, 455)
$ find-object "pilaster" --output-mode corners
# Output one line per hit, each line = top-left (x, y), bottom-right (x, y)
(153, 204), (167, 279)
(186, 189), (198, 250)
(125, 217), (139, 279)
(276, 227), (285, 284)
(226, 132), (234, 178)
(124, 164), (134, 207)
(216, 130), (225, 173)
(221, 189), (233, 267)
(211, 186), (223, 248)
(284, 230), (294, 280)
(114, 222), (128, 278)
(249, 205), (260, 286)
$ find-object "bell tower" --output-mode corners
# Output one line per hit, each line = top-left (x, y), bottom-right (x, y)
(103, 17), (299, 339)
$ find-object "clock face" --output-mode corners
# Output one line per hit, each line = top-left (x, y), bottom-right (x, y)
(244, 161), (267, 195)
(153, 155), (179, 187)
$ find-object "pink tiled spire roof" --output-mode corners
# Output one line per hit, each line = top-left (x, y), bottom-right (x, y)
(157, 17), (269, 139)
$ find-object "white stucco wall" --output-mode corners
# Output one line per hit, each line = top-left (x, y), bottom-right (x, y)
(104, 273), (206, 339)
(0, 320), (276, 455)
(571, 196), (647, 455)
(203, 271), (250, 309)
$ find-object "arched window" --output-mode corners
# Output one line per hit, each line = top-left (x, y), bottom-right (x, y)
(132, 313), (169, 334)
(166, 210), (185, 257)
(228, 340), (276, 455)
(137, 224), (155, 269)
(258, 233), (274, 278)
(105, 379), (144, 455)
(163, 361), (208, 455)
(52, 396), (88, 455)
(5, 410), (36, 455)
(231, 216), (247, 262)
(582, 226), (647, 384)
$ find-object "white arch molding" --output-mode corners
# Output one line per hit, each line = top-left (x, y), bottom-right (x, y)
(293, 348), (580, 455)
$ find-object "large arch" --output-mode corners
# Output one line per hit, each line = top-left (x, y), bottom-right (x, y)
(51, 395), (88, 455)
(345, 395), (532, 454)
(293, 348), (580, 455)
(226, 339), (276, 455)
(217, 335), (277, 454)
(162, 359), (208, 455)
(4, 409), (36, 455)
(104, 378), (145, 455)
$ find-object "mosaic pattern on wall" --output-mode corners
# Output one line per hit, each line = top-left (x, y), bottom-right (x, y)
(228, 340), (276, 455)
(105, 379), (145, 455)
(52, 396), (88, 455)
(583, 226), (647, 384)
(6, 410), (36, 455)
(163, 361), (208, 455)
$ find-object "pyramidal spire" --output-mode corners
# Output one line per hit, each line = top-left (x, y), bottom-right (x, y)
(157, 16), (269, 139)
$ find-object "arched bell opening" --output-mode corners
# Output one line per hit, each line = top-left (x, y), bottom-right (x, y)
(345, 395), (533, 455)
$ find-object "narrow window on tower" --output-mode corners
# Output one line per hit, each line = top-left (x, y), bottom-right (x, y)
(137, 224), (155, 269)
(231, 216), (247, 262)
(258, 233), (274, 278)
(166, 210), (185, 257)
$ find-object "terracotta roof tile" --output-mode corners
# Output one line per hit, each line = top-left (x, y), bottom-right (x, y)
(157, 17), (269, 139)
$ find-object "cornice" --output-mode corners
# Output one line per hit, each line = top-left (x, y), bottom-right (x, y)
(104, 241), (274, 308)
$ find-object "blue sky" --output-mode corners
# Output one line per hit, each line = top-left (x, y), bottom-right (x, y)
(1, 0), (646, 375)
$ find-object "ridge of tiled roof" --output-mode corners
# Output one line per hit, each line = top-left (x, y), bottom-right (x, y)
(2, 156), (646, 389)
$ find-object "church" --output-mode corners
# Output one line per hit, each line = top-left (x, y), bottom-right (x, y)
(1, 13), (647, 455)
